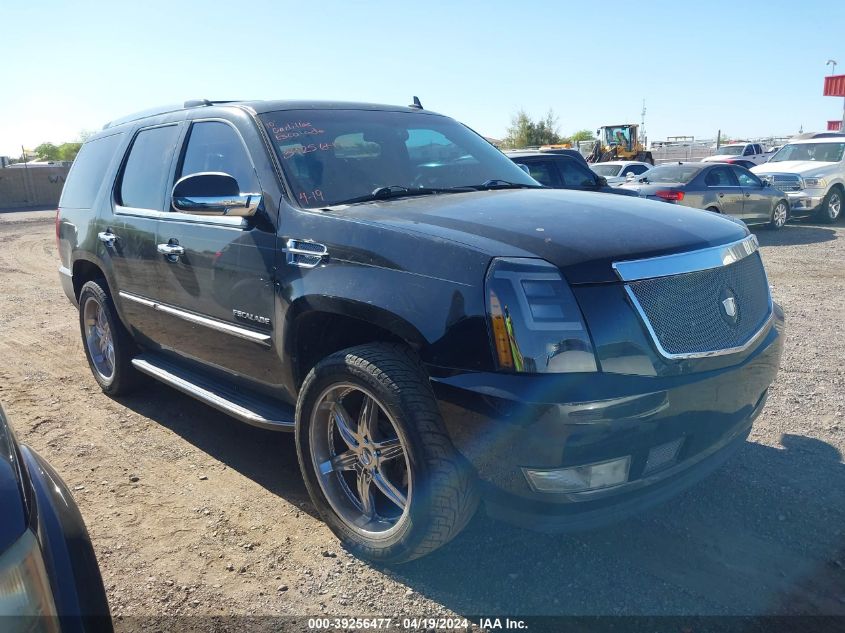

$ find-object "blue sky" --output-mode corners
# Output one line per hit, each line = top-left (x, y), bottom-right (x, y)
(2, 0), (844, 156)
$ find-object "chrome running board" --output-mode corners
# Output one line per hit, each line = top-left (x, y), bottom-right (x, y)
(131, 353), (295, 431)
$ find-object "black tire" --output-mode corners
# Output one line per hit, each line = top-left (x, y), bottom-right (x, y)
(706, 206), (720, 214)
(816, 187), (842, 224)
(78, 279), (143, 396)
(769, 200), (789, 230)
(295, 343), (478, 564)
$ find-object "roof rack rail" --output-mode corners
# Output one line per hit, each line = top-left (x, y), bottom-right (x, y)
(184, 99), (213, 108)
(102, 99), (250, 130)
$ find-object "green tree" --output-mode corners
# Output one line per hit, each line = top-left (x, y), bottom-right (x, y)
(34, 142), (60, 160)
(570, 129), (595, 142)
(502, 109), (562, 149)
(57, 142), (82, 161)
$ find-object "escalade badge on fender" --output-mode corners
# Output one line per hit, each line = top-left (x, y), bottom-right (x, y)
(233, 309), (270, 325)
(719, 288), (739, 325)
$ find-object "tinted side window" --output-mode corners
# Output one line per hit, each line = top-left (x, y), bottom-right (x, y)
(179, 121), (259, 192)
(733, 167), (762, 187)
(119, 125), (180, 210)
(558, 160), (598, 187)
(705, 166), (739, 187)
(621, 164), (649, 176)
(524, 161), (557, 187)
(743, 145), (754, 156)
(59, 133), (124, 209)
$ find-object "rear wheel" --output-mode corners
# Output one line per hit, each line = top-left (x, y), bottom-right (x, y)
(78, 279), (143, 395)
(295, 343), (478, 564)
(769, 200), (788, 230)
(816, 187), (842, 224)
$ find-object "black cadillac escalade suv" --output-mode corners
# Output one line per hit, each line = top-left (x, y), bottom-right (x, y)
(57, 99), (784, 563)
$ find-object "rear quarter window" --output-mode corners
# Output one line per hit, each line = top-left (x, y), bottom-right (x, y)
(58, 133), (125, 209)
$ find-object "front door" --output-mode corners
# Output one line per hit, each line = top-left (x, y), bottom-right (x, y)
(732, 165), (771, 222)
(151, 118), (281, 389)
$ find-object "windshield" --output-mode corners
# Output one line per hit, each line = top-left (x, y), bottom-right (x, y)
(637, 164), (703, 184)
(714, 145), (744, 156)
(590, 164), (621, 177)
(769, 142), (845, 163)
(260, 110), (538, 207)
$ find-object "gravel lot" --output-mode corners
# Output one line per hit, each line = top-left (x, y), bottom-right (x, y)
(0, 210), (843, 627)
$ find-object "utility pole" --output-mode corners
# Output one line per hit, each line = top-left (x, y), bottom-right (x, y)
(827, 59), (844, 129)
(640, 99), (647, 149)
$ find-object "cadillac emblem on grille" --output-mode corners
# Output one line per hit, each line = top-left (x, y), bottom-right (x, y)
(719, 288), (739, 325)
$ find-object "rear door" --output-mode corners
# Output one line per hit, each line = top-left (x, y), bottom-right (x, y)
(151, 116), (281, 387)
(110, 122), (184, 346)
(702, 165), (744, 217)
(732, 165), (771, 222)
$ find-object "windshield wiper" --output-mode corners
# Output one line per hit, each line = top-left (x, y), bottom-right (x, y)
(474, 179), (542, 190)
(326, 185), (476, 207)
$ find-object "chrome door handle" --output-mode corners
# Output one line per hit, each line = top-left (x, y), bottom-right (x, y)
(157, 242), (185, 259)
(98, 231), (117, 247)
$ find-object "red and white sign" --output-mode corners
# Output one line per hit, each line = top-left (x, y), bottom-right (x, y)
(828, 120), (843, 131)
(823, 74), (845, 97)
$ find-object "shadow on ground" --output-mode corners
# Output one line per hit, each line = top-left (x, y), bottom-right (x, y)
(753, 220), (840, 247)
(120, 382), (845, 616)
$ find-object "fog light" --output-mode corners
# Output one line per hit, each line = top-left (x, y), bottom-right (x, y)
(523, 456), (631, 493)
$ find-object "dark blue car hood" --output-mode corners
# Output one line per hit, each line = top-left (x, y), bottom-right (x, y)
(336, 188), (748, 284)
(0, 407), (28, 552)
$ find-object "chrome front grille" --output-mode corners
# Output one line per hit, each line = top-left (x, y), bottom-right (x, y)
(613, 236), (773, 359)
(761, 173), (802, 192)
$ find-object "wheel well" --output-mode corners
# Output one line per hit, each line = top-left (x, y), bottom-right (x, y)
(72, 260), (105, 299)
(706, 206), (721, 213)
(293, 312), (408, 388)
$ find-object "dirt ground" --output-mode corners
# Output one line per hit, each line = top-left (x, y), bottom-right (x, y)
(0, 210), (843, 627)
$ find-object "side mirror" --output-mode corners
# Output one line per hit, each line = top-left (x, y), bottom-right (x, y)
(171, 172), (261, 216)
(762, 180), (770, 187)
(596, 176), (609, 187)
(626, 172), (636, 181)
(516, 163), (531, 175)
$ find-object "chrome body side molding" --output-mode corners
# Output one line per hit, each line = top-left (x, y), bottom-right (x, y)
(118, 291), (271, 346)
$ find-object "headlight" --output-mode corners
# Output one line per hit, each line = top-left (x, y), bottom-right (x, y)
(485, 257), (597, 373)
(0, 530), (59, 632)
(802, 177), (826, 188)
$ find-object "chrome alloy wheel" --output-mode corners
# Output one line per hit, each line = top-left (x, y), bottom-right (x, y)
(829, 190), (842, 220)
(310, 383), (411, 538)
(82, 296), (115, 381)
(772, 201), (788, 228)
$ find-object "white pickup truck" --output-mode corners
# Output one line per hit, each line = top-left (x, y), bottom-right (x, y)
(751, 137), (845, 223)
(702, 142), (769, 166)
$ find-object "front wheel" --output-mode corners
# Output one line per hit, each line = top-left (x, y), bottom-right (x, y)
(295, 343), (478, 564)
(816, 188), (842, 224)
(769, 200), (789, 230)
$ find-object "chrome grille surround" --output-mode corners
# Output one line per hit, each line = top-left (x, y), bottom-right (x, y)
(612, 235), (773, 359)
(758, 172), (802, 192)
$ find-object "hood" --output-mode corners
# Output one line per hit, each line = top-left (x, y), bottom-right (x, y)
(752, 160), (837, 176)
(0, 406), (28, 552)
(335, 189), (747, 284)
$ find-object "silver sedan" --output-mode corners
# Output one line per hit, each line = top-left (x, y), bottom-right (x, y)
(618, 162), (791, 229)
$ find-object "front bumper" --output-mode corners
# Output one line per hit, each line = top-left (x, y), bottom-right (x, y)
(785, 190), (824, 216)
(431, 307), (784, 531)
